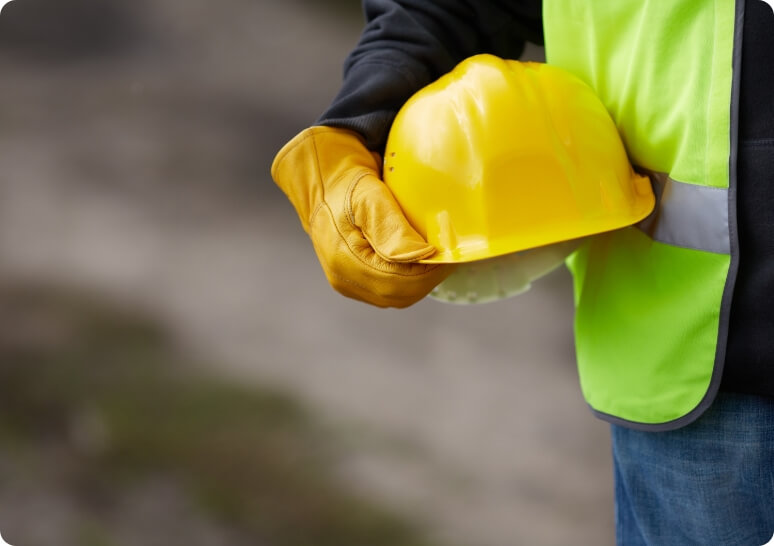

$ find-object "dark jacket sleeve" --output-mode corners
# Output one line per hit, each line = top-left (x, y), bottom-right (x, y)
(317, 0), (543, 151)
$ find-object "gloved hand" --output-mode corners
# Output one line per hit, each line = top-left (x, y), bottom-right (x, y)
(271, 126), (452, 308)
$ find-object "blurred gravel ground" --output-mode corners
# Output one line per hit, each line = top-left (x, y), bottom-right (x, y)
(0, 1), (614, 544)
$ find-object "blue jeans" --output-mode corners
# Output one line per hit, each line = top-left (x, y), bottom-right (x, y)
(612, 392), (774, 546)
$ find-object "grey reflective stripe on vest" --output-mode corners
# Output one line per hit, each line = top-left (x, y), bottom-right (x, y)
(635, 171), (730, 255)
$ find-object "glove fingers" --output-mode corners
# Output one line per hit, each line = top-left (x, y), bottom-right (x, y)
(311, 203), (453, 307)
(348, 173), (437, 263)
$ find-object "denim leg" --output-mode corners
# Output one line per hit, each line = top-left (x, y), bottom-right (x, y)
(614, 456), (648, 546)
(612, 392), (774, 546)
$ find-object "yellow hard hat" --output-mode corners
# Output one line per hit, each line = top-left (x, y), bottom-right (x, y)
(383, 54), (655, 264)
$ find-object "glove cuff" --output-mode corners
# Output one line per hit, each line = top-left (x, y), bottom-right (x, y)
(271, 126), (380, 232)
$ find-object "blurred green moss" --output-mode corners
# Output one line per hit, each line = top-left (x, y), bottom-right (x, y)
(0, 283), (439, 546)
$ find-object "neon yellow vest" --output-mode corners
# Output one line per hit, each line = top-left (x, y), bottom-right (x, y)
(544, 0), (743, 430)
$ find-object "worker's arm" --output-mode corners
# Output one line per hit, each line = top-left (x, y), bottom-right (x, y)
(320, 0), (544, 151)
(272, 1), (543, 308)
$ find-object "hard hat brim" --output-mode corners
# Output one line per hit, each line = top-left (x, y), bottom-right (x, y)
(418, 189), (655, 264)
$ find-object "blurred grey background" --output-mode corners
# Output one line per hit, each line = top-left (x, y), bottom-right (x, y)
(0, 1), (613, 545)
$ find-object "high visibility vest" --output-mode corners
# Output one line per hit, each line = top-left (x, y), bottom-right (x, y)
(544, 0), (743, 430)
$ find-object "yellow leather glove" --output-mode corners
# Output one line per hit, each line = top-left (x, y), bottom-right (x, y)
(271, 126), (451, 308)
